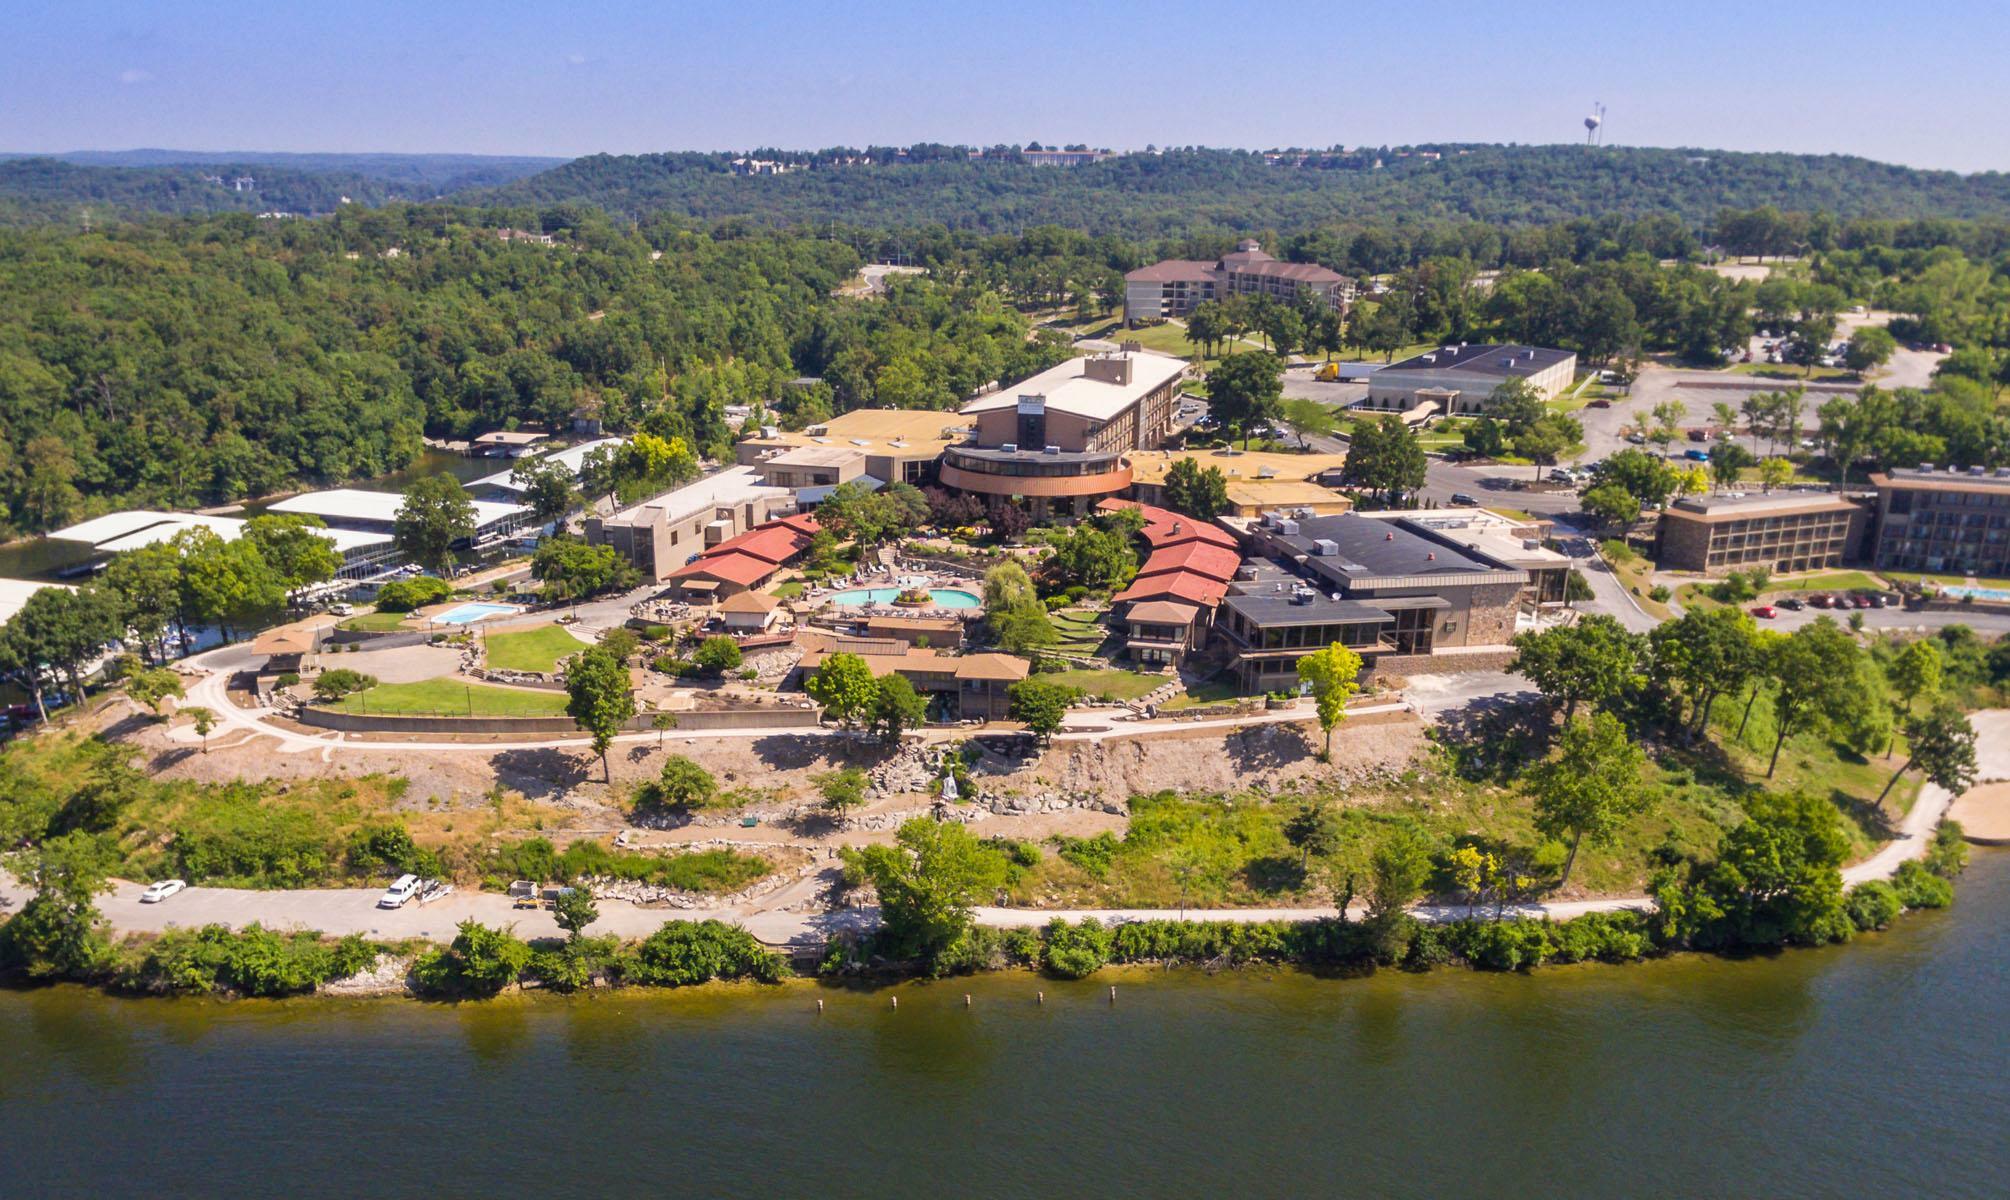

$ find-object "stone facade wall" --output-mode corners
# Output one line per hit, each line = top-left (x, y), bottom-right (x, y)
(1457, 581), (1524, 647)
(295, 705), (824, 736)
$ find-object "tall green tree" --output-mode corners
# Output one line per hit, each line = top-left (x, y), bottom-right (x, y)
(1526, 711), (1648, 886)
(1878, 704), (1978, 808)
(1510, 615), (1643, 720)
(1204, 350), (1284, 448)
(1161, 457), (1230, 520)
(241, 514), (342, 592)
(869, 673), (929, 742)
(1339, 415), (1427, 506)
(394, 474), (477, 573)
(805, 652), (877, 729)
(564, 645), (635, 782)
(1765, 617), (1864, 777)
(840, 817), (1007, 964)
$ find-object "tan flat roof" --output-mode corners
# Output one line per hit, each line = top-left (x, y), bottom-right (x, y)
(1129, 449), (1351, 486)
(1663, 493), (1863, 523)
(1223, 479), (1353, 509)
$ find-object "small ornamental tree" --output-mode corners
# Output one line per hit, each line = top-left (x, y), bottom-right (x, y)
(805, 652), (876, 728)
(1296, 641), (1364, 760)
(1008, 678), (1077, 744)
(692, 635), (743, 675)
(564, 646), (636, 781)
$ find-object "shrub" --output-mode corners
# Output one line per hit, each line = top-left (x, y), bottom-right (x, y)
(345, 822), (439, 878)
(641, 623), (673, 641)
(374, 576), (452, 612)
(275, 672), (301, 688)
(1042, 917), (1113, 978)
(1055, 831), (1121, 879)
(1648, 584), (1672, 603)
(638, 756), (718, 812)
(652, 654), (697, 677)
(1548, 911), (1652, 963)
(311, 668), (377, 702)
(620, 920), (788, 986)
(692, 636), (743, 674)
(1890, 860), (1954, 910)
(121, 925), (377, 997)
(1924, 820), (1969, 880)
(411, 921), (531, 998)
(1845, 880), (1904, 931)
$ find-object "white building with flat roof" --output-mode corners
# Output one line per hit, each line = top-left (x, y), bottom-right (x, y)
(585, 465), (794, 581)
(268, 488), (528, 545)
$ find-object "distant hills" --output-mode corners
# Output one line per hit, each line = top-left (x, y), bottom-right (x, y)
(5, 144), (2008, 233)
(0, 150), (562, 223)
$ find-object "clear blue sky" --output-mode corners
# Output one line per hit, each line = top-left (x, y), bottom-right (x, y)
(4, 0), (2003, 172)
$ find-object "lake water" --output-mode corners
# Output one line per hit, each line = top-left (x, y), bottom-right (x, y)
(4, 853), (2008, 1198)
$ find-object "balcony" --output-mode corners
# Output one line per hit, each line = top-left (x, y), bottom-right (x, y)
(940, 445), (1132, 498)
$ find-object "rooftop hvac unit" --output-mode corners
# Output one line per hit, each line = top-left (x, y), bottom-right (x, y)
(1997, 468), (2010, 478)
(1290, 586), (1318, 606)
(1001, 442), (1017, 453)
(1278, 519), (1300, 536)
(1236, 565), (1258, 581)
(1045, 445), (1061, 455)
(1523, 539), (1543, 551)
(1919, 462), (1935, 472)
(1312, 539), (1340, 556)
(1971, 465), (1986, 476)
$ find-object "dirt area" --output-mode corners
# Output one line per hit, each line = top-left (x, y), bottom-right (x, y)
(109, 703), (1428, 819)
(336, 643), (464, 683)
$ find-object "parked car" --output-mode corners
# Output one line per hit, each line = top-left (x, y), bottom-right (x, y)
(1851, 593), (1876, 609)
(1808, 594), (1833, 608)
(1684, 449), (1711, 462)
(377, 874), (422, 909)
(329, 602), (353, 616)
(1450, 492), (1480, 506)
(1778, 597), (1805, 611)
(140, 879), (187, 904)
(1880, 592), (1902, 607)
(1750, 605), (1779, 619)
(1587, 398), (1611, 408)
(1626, 432), (1647, 444)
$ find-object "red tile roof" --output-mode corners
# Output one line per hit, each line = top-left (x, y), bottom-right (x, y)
(703, 523), (810, 564)
(1137, 541), (1241, 583)
(1111, 571), (1230, 607)
(670, 551), (777, 587)
(1099, 498), (1239, 550)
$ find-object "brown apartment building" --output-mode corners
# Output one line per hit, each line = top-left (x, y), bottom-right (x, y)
(1654, 491), (1868, 575)
(1866, 465), (2010, 578)
(1124, 240), (1355, 323)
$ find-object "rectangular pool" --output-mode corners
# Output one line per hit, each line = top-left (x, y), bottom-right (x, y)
(430, 602), (526, 625)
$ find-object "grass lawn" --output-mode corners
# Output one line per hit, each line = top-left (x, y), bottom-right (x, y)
(1598, 540), (1673, 620)
(333, 678), (572, 717)
(1160, 674), (1244, 710)
(772, 580), (806, 599)
(1725, 362), (1857, 383)
(1044, 667), (1166, 702)
(1048, 610), (1112, 655)
(1120, 321), (1207, 361)
(1882, 571), (2010, 591)
(1677, 569), (1891, 613)
(338, 611), (409, 633)
(483, 624), (587, 673)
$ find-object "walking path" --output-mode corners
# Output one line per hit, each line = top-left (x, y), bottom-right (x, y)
(12, 709), (1995, 950)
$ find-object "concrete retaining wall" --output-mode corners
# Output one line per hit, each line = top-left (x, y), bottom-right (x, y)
(295, 704), (826, 736)
(325, 628), (434, 649)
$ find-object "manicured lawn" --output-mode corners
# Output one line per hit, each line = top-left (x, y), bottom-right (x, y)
(1161, 674), (1243, 710)
(332, 678), (572, 717)
(1044, 668), (1166, 702)
(1120, 320), (1206, 360)
(483, 624), (588, 673)
(1882, 571), (2010, 591)
(1677, 569), (1892, 613)
(338, 611), (409, 633)
(1049, 610), (1112, 654)
(1725, 362), (1857, 382)
(772, 580), (806, 599)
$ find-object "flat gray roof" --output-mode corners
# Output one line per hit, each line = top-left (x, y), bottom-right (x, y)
(1222, 592), (1392, 628)
(1265, 513), (1499, 581)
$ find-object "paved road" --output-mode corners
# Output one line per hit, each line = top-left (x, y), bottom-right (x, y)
(1553, 526), (1660, 633)
(24, 709), (1985, 950)
(1749, 603), (2010, 637)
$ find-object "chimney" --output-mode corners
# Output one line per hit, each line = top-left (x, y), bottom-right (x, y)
(1084, 356), (1134, 386)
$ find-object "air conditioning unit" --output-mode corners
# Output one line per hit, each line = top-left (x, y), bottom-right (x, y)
(1001, 442), (1017, 453)
(1277, 520), (1300, 535)
(1045, 445), (1061, 455)
(1290, 586), (1318, 605)
(1312, 539), (1339, 556)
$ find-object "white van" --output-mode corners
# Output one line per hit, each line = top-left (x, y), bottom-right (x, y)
(377, 874), (421, 909)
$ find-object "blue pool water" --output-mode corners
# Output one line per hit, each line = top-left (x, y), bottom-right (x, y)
(1941, 585), (2010, 602)
(828, 587), (981, 609)
(430, 602), (526, 625)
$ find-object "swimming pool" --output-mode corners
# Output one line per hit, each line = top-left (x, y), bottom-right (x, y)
(430, 602), (526, 625)
(1941, 585), (2010, 603)
(827, 587), (981, 609)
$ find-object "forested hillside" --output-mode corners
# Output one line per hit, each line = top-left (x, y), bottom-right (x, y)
(0, 205), (1068, 536)
(484, 145), (2010, 235)
(0, 152), (560, 225)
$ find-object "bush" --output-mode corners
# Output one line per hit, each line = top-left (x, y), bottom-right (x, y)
(411, 921), (531, 998)
(652, 654), (697, 677)
(1055, 832), (1121, 879)
(1648, 584), (1672, 603)
(374, 576), (452, 612)
(345, 822), (440, 878)
(641, 623), (672, 641)
(1890, 860), (1954, 910)
(1042, 917), (1113, 978)
(1924, 820), (1969, 880)
(121, 925), (377, 997)
(620, 920), (788, 986)
(692, 636), (743, 675)
(275, 672), (300, 688)
(1845, 881), (1905, 931)
(484, 836), (768, 894)
(311, 668), (377, 702)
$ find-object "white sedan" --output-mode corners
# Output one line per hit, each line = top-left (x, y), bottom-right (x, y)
(139, 879), (187, 904)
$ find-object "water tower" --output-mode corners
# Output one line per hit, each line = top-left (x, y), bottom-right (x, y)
(1584, 102), (1606, 146)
